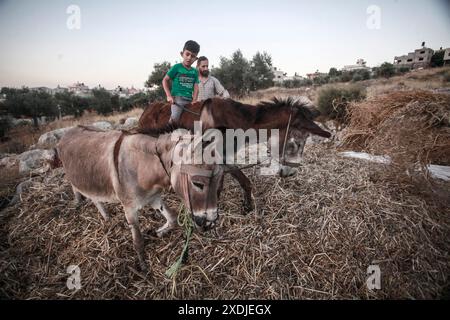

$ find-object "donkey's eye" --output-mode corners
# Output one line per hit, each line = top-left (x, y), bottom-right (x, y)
(192, 181), (204, 191)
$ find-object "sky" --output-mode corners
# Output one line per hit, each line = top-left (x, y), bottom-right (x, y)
(0, 0), (449, 89)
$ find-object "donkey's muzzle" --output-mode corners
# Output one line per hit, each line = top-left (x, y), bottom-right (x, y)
(193, 212), (218, 231)
(193, 215), (206, 227)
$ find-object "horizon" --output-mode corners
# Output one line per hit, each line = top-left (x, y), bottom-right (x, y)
(0, 0), (449, 89)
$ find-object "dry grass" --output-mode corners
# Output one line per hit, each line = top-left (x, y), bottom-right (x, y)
(1, 144), (449, 299)
(239, 87), (315, 105)
(236, 67), (450, 106)
(0, 108), (143, 154)
(342, 90), (450, 168)
(0, 165), (19, 211)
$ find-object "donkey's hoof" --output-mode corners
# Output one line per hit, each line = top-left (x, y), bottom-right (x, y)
(243, 201), (254, 214)
(156, 224), (174, 238)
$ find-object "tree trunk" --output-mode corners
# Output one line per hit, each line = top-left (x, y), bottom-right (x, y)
(32, 116), (39, 128)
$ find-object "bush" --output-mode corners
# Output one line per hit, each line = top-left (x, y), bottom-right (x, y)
(352, 73), (363, 82)
(444, 71), (450, 83)
(0, 116), (12, 139)
(339, 72), (352, 82)
(317, 85), (366, 123)
(374, 62), (395, 78)
(430, 50), (445, 67)
(396, 66), (410, 74)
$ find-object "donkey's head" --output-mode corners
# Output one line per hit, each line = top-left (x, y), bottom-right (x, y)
(268, 97), (331, 177)
(170, 131), (224, 231)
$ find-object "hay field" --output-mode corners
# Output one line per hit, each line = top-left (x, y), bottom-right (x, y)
(1, 143), (448, 299)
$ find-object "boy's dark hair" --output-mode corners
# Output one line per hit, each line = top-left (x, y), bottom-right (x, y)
(196, 56), (208, 66)
(183, 40), (200, 54)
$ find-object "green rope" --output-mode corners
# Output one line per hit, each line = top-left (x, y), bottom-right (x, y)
(165, 205), (194, 278)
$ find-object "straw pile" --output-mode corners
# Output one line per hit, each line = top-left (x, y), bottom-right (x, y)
(1, 143), (449, 299)
(341, 90), (450, 168)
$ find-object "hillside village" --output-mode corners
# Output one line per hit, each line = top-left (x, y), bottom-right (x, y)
(273, 44), (450, 83)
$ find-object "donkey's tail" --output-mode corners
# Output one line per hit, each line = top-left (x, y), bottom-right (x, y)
(48, 147), (62, 169)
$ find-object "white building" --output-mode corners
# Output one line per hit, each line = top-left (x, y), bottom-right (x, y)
(31, 87), (53, 94)
(342, 59), (370, 72)
(68, 82), (91, 97)
(51, 85), (68, 95)
(112, 86), (142, 98)
(272, 67), (287, 83)
(394, 46), (434, 69)
(444, 48), (450, 66)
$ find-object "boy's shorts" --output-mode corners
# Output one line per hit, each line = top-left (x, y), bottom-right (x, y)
(170, 96), (192, 122)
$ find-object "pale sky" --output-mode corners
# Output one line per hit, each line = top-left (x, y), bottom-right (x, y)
(0, 0), (449, 89)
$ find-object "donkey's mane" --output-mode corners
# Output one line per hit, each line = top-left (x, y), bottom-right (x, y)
(255, 97), (316, 122)
(135, 122), (191, 137)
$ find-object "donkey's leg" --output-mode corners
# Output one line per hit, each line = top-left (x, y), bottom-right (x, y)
(93, 201), (110, 221)
(150, 195), (177, 237)
(124, 206), (147, 271)
(72, 185), (84, 206)
(227, 166), (254, 213)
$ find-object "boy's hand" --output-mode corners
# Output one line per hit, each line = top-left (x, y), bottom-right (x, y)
(167, 96), (174, 104)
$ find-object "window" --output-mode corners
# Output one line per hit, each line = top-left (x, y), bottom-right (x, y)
(419, 58), (424, 61)
(407, 59), (413, 62)
(420, 51), (425, 54)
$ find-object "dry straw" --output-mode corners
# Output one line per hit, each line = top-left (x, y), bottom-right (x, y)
(342, 90), (450, 169)
(1, 143), (449, 299)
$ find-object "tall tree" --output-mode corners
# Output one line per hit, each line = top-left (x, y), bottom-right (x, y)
(248, 51), (274, 90)
(430, 50), (445, 67)
(4, 88), (57, 127)
(212, 50), (251, 96)
(374, 62), (395, 78)
(145, 61), (171, 100)
(145, 61), (172, 88)
(91, 88), (113, 115)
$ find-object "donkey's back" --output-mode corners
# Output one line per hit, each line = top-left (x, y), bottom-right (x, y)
(57, 126), (121, 202)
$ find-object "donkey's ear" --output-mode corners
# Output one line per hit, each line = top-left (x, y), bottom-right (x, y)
(303, 120), (332, 138)
(199, 98), (214, 130)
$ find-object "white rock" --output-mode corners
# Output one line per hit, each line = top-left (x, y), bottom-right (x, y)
(37, 127), (74, 149)
(18, 149), (56, 175)
(0, 154), (18, 168)
(339, 151), (391, 164)
(123, 117), (138, 128)
(427, 165), (450, 181)
(91, 121), (113, 131)
(11, 118), (32, 126)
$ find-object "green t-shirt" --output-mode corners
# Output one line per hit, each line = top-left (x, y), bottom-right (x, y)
(166, 63), (199, 99)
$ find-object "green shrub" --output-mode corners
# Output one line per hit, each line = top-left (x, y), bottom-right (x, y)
(0, 116), (11, 139)
(444, 71), (450, 82)
(317, 85), (366, 123)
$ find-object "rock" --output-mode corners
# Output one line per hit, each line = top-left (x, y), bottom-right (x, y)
(11, 118), (33, 126)
(37, 127), (74, 149)
(18, 149), (56, 175)
(91, 121), (113, 131)
(8, 179), (33, 206)
(117, 117), (138, 130)
(0, 154), (18, 169)
(124, 117), (138, 128)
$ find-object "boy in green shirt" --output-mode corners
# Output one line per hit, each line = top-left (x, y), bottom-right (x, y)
(162, 40), (200, 123)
